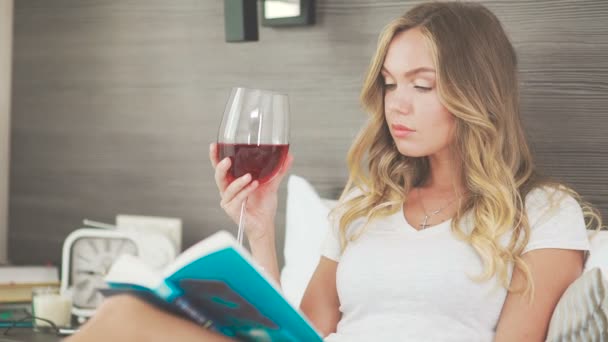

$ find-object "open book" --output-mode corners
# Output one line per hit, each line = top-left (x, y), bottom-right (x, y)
(104, 230), (322, 342)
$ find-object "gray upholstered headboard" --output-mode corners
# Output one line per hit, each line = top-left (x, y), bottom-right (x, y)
(8, 1), (607, 267)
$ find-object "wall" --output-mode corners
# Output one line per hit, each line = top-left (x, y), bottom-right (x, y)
(9, 0), (608, 266)
(0, 0), (13, 263)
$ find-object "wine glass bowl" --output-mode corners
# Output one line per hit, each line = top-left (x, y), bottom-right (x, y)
(217, 143), (289, 185)
(217, 87), (290, 245)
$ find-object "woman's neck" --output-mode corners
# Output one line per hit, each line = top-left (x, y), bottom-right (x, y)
(423, 150), (466, 195)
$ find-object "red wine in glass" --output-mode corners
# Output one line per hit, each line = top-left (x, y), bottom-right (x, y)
(217, 87), (290, 246)
(217, 143), (289, 185)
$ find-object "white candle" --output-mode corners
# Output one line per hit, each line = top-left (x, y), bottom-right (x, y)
(32, 287), (72, 329)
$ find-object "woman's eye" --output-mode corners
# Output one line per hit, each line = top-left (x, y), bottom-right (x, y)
(414, 85), (432, 92)
(383, 83), (397, 90)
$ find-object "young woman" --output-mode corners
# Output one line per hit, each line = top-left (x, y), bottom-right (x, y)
(67, 2), (602, 341)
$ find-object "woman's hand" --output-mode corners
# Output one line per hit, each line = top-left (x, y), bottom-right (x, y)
(209, 143), (293, 242)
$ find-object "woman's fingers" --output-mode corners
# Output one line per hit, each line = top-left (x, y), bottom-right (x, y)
(222, 173), (251, 201)
(210, 142), (231, 192)
(212, 145), (293, 213)
(228, 180), (259, 208)
(209, 143), (219, 167)
(214, 156), (231, 192)
(220, 173), (258, 209)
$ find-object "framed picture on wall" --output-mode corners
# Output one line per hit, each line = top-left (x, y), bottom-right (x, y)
(262, 0), (315, 26)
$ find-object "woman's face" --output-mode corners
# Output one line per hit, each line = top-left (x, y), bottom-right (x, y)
(383, 28), (456, 158)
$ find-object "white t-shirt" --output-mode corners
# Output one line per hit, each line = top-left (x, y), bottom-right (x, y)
(321, 187), (590, 342)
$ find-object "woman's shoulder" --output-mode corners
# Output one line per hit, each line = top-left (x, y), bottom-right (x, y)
(524, 184), (583, 228)
(525, 184), (579, 208)
(520, 185), (590, 254)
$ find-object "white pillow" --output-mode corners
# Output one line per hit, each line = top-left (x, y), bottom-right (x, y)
(585, 230), (608, 276)
(281, 175), (336, 307)
(546, 267), (608, 341)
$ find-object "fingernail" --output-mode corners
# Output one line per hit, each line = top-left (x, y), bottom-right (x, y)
(244, 173), (251, 181)
(209, 143), (213, 151)
(220, 158), (229, 166)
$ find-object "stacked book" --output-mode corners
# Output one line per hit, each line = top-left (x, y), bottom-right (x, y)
(0, 265), (59, 325)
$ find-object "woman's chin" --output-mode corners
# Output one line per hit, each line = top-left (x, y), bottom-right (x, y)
(394, 145), (428, 158)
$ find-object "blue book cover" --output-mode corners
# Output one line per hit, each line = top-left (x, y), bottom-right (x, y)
(104, 231), (323, 342)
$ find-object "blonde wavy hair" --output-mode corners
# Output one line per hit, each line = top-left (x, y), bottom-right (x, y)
(334, 1), (604, 300)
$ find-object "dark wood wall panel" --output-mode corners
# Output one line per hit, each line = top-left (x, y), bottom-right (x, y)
(9, 0), (608, 266)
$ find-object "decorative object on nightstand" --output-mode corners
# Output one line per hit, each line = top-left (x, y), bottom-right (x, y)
(60, 218), (178, 323)
(60, 227), (139, 322)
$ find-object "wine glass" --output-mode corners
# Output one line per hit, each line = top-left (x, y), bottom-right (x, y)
(217, 87), (290, 246)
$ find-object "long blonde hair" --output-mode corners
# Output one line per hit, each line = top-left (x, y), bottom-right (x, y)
(334, 1), (603, 299)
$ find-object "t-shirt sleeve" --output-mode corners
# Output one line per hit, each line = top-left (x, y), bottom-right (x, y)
(319, 187), (365, 262)
(320, 221), (342, 262)
(522, 187), (591, 254)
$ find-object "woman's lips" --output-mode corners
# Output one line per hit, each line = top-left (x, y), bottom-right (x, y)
(391, 124), (415, 138)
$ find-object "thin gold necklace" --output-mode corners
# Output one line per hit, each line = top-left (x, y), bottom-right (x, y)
(417, 187), (459, 230)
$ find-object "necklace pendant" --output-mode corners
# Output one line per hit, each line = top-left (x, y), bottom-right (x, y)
(420, 215), (430, 230)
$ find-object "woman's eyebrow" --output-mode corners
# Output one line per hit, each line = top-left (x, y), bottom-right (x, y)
(381, 66), (436, 77)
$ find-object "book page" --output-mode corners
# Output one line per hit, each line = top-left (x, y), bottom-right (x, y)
(105, 254), (163, 289)
(162, 231), (239, 278)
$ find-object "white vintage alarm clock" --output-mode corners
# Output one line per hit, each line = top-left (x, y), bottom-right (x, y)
(61, 223), (178, 321)
(60, 228), (139, 320)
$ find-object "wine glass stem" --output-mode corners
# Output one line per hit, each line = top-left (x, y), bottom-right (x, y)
(237, 198), (247, 246)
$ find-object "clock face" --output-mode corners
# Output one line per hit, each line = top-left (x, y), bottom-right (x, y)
(70, 237), (138, 309)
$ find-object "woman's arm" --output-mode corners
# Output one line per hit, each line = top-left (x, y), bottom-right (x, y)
(209, 143), (341, 334)
(300, 257), (342, 336)
(494, 248), (584, 341)
(209, 142), (293, 285)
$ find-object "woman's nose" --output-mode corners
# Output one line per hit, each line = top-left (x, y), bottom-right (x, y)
(386, 88), (413, 115)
